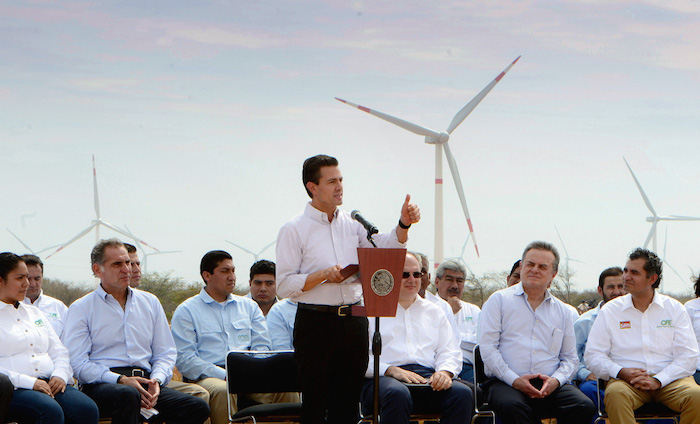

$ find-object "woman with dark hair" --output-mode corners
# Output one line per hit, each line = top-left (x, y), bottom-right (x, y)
(0, 252), (98, 424)
(684, 273), (700, 385)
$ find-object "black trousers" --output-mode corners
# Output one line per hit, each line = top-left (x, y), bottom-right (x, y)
(0, 373), (12, 423)
(82, 382), (210, 424)
(485, 378), (596, 424)
(293, 307), (369, 424)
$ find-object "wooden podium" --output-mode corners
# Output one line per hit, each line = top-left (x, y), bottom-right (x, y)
(350, 247), (406, 424)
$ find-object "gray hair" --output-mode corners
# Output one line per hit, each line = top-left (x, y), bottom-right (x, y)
(522, 241), (560, 273)
(91, 238), (125, 267)
(435, 258), (466, 280)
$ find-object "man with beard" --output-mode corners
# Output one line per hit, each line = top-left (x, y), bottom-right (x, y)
(574, 267), (626, 409)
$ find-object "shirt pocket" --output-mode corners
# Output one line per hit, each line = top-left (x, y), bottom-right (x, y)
(548, 327), (564, 355)
(226, 319), (253, 349)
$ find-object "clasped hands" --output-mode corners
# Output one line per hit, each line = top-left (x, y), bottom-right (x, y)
(385, 366), (453, 391)
(513, 374), (560, 399)
(617, 367), (661, 391)
(119, 375), (161, 409)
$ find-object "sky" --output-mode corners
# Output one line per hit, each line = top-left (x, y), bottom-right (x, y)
(1, 0), (699, 295)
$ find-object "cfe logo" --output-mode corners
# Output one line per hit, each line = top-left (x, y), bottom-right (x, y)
(659, 319), (673, 328)
(34, 319), (45, 327)
(464, 317), (474, 323)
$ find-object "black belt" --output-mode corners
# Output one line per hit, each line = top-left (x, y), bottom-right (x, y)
(298, 303), (357, 317)
(110, 367), (150, 378)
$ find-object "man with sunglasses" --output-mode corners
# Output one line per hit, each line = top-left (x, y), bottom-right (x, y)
(361, 252), (472, 423)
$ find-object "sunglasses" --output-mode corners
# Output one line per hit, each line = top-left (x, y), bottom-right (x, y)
(402, 271), (424, 279)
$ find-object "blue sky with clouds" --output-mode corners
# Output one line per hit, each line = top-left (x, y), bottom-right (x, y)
(2, 0), (699, 293)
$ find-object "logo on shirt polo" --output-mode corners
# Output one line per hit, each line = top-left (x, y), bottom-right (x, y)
(48, 313), (58, 318)
(238, 334), (250, 341)
(35, 319), (45, 327)
(619, 321), (631, 329)
(659, 319), (673, 328)
(464, 316), (474, 323)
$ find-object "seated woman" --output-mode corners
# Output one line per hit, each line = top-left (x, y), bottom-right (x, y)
(0, 252), (99, 424)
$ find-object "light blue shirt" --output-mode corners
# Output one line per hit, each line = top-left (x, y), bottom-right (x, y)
(62, 285), (175, 386)
(266, 298), (298, 350)
(478, 283), (578, 387)
(574, 302), (601, 382)
(171, 288), (271, 381)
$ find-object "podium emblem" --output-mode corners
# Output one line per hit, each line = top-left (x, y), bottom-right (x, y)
(370, 269), (394, 296)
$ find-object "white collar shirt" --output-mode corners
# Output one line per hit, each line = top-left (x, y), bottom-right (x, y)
(574, 301), (602, 381)
(585, 292), (698, 387)
(276, 202), (405, 305)
(266, 298), (298, 351)
(425, 291), (461, 348)
(61, 285), (176, 386)
(478, 283), (578, 387)
(453, 299), (480, 365)
(23, 291), (68, 337)
(684, 297), (700, 371)
(366, 296), (462, 378)
(0, 302), (72, 390)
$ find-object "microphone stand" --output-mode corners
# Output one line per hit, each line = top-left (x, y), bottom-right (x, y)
(365, 230), (381, 424)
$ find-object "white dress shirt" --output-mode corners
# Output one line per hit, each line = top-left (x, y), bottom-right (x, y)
(453, 299), (480, 365)
(365, 296), (462, 378)
(478, 283), (578, 387)
(0, 301), (72, 389)
(62, 285), (176, 386)
(23, 290), (68, 337)
(276, 202), (405, 305)
(266, 298), (298, 351)
(585, 292), (698, 387)
(685, 297), (700, 372)
(425, 291), (461, 345)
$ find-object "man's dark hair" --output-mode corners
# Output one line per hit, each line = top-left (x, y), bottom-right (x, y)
(628, 247), (662, 289)
(509, 260), (521, 276)
(694, 273), (700, 298)
(200, 250), (233, 283)
(21, 254), (44, 274)
(0, 252), (24, 281)
(522, 241), (560, 273)
(250, 260), (276, 281)
(124, 243), (137, 254)
(91, 238), (125, 267)
(302, 154), (338, 198)
(598, 266), (623, 289)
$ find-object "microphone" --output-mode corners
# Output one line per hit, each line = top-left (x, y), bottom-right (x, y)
(351, 210), (379, 236)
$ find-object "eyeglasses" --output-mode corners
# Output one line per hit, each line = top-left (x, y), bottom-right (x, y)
(403, 271), (424, 279)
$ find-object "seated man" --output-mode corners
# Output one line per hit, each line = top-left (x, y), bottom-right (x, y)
(585, 248), (700, 424)
(574, 266), (625, 409)
(506, 260), (521, 287)
(62, 238), (210, 424)
(479, 241), (595, 424)
(247, 259), (278, 316)
(20, 254), (68, 336)
(172, 250), (295, 424)
(434, 258), (480, 382)
(266, 297), (298, 350)
(361, 252), (472, 424)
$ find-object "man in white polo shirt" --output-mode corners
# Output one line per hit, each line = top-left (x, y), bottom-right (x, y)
(20, 254), (68, 336)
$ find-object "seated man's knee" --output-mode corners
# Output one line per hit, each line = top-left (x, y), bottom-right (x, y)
(114, 384), (142, 406)
(603, 379), (631, 403)
(381, 378), (412, 405)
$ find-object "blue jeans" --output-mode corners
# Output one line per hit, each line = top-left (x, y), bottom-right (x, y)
(7, 385), (99, 424)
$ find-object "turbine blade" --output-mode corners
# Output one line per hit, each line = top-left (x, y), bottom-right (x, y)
(623, 157), (657, 217)
(446, 56), (520, 134)
(335, 98), (442, 138)
(663, 227), (668, 260)
(99, 220), (161, 251)
(258, 240), (277, 256)
(92, 155), (101, 219)
(443, 142), (479, 257)
(664, 215), (700, 221)
(7, 229), (35, 253)
(45, 223), (97, 259)
(554, 226), (571, 259)
(225, 240), (255, 256)
(664, 259), (686, 286)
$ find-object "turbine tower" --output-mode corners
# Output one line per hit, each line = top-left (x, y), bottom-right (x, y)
(45, 155), (161, 259)
(336, 56), (520, 267)
(623, 157), (700, 253)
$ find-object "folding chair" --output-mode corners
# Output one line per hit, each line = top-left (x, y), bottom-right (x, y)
(593, 378), (679, 423)
(226, 350), (302, 424)
(471, 345), (496, 424)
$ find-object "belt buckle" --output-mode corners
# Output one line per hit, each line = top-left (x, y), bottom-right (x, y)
(337, 305), (350, 317)
(132, 369), (145, 377)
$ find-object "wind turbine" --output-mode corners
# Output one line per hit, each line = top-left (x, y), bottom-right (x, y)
(45, 155), (161, 259)
(623, 157), (700, 253)
(6, 229), (61, 255)
(458, 235), (475, 277)
(336, 56), (520, 266)
(225, 239), (276, 262)
(554, 225), (586, 276)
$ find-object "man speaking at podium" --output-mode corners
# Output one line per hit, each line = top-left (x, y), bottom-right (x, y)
(276, 154), (420, 424)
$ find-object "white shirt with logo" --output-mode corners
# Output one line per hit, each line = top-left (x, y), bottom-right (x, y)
(585, 292), (698, 387)
(22, 291), (68, 337)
